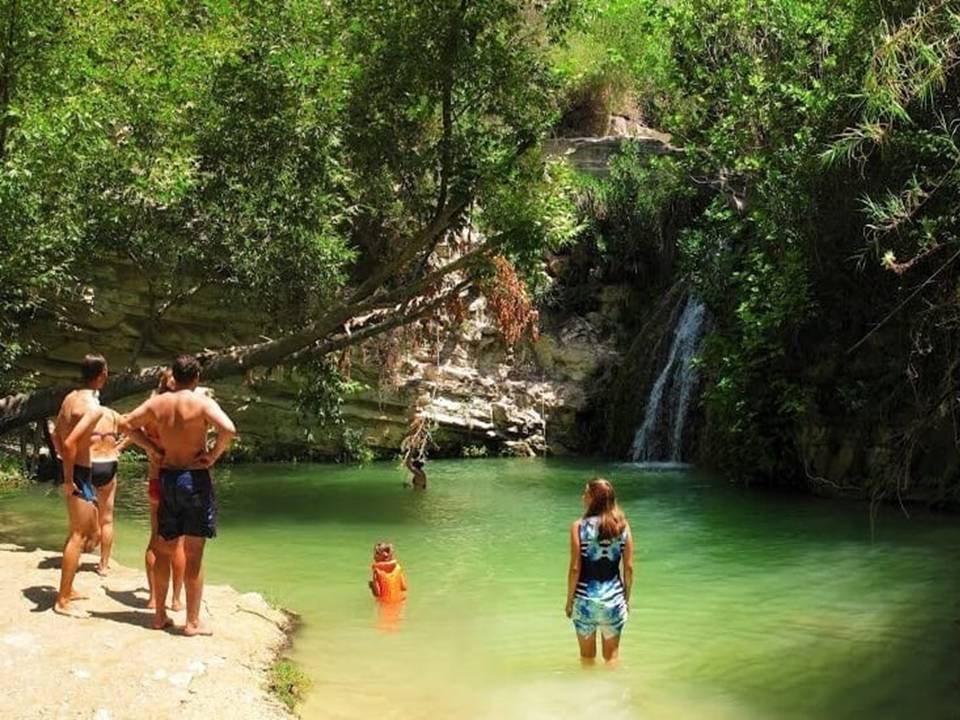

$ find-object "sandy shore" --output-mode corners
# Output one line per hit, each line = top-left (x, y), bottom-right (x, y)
(0, 543), (294, 720)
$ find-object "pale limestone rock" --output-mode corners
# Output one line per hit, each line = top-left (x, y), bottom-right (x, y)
(20, 255), (624, 459)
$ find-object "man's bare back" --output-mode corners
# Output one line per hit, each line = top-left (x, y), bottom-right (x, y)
(124, 387), (234, 470)
(139, 391), (219, 469)
(120, 355), (235, 636)
(53, 354), (109, 617)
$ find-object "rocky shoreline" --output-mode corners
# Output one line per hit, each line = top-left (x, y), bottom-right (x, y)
(0, 543), (295, 720)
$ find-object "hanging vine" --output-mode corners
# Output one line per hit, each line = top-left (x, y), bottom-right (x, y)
(400, 408), (437, 463)
(481, 255), (540, 346)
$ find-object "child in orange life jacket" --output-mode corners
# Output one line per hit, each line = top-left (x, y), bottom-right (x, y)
(369, 542), (407, 603)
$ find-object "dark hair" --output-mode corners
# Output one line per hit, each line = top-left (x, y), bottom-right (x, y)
(584, 477), (627, 540)
(374, 542), (394, 559)
(80, 354), (108, 384)
(172, 355), (201, 385)
(411, 459), (424, 470)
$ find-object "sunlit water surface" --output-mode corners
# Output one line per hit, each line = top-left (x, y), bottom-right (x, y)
(2, 459), (958, 719)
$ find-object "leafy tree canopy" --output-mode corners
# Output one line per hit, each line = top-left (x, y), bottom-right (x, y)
(557, 0), (960, 494)
(0, 0), (579, 408)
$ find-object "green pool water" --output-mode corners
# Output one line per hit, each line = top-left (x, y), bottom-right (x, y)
(2, 458), (959, 719)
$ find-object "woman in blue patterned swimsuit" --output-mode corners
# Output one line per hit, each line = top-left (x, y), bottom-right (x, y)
(565, 477), (635, 664)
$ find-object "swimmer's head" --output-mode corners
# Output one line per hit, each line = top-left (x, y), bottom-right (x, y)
(373, 542), (394, 562)
(411, 459), (425, 470)
(583, 477), (617, 512)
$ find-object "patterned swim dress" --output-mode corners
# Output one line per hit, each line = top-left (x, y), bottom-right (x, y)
(572, 515), (628, 639)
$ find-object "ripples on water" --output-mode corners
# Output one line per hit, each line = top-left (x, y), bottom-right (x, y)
(2, 458), (958, 720)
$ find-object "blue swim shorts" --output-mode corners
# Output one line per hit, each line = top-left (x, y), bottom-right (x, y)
(69, 464), (97, 505)
(571, 595), (627, 639)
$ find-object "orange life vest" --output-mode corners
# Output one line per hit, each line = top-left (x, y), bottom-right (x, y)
(372, 560), (406, 603)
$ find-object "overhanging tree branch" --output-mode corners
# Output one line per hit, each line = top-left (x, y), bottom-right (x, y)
(345, 198), (469, 306)
(0, 220), (488, 435)
(355, 233), (504, 314)
(294, 278), (474, 363)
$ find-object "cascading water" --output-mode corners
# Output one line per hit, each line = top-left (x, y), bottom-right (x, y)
(630, 295), (708, 463)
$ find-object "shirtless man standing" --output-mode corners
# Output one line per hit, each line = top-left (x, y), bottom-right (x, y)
(121, 355), (236, 635)
(52, 354), (160, 618)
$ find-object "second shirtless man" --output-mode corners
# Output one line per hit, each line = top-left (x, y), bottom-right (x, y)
(122, 355), (236, 635)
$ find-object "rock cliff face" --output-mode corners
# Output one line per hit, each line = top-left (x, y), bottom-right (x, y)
(543, 127), (678, 178)
(18, 260), (623, 460)
(546, 86), (679, 177)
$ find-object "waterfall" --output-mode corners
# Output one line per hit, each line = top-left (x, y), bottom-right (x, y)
(630, 296), (708, 462)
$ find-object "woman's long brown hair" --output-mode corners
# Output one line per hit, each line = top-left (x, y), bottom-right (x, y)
(584, 477), (627, 540)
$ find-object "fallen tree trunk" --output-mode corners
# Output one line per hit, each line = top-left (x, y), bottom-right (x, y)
(0, 294), (358, 435)
(0, 244), (484, 436)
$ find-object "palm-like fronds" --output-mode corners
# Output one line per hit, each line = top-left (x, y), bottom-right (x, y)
(825, 1), (960, 167)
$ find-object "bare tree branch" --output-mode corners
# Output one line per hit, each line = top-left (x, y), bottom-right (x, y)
(295, 278), (474, 363)
(356, 234), (503, 314)
(847, 245), (960, 355)
(886, 243), (946, 275)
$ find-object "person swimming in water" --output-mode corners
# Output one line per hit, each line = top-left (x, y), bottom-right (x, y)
(404, 457), (426, 490)
(368, 541), (407, 603)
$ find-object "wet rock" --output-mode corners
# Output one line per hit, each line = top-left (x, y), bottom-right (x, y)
(542, 128), (678, 178)
(504, 440), (537, 457)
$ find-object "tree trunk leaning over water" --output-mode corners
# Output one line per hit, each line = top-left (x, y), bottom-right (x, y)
(0, 202), (491, 436)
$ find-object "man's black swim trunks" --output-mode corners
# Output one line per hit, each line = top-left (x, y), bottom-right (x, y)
(157, 468), (217, 540)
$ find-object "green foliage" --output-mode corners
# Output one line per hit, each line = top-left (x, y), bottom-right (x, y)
(295, 359), (371, 460)
(552, 0), (675, 125)
(296, 360), (366, 429)
(339, 0), (568, 265)
(461, 443), (489, 458)
(817, 2), (960, 498)
(0, 0), (580, 391)
(339, 427), (375, 466)
(0, 454), (29, 491)
(480, 154), (583, 289)
(562, 0), (960, 493)
(823, 2), (960, 266)
(295, 359), (375, 464)
(573, 148), (694, 287)
(560, 0), (893, 482)
(268, 658), (309, 711)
